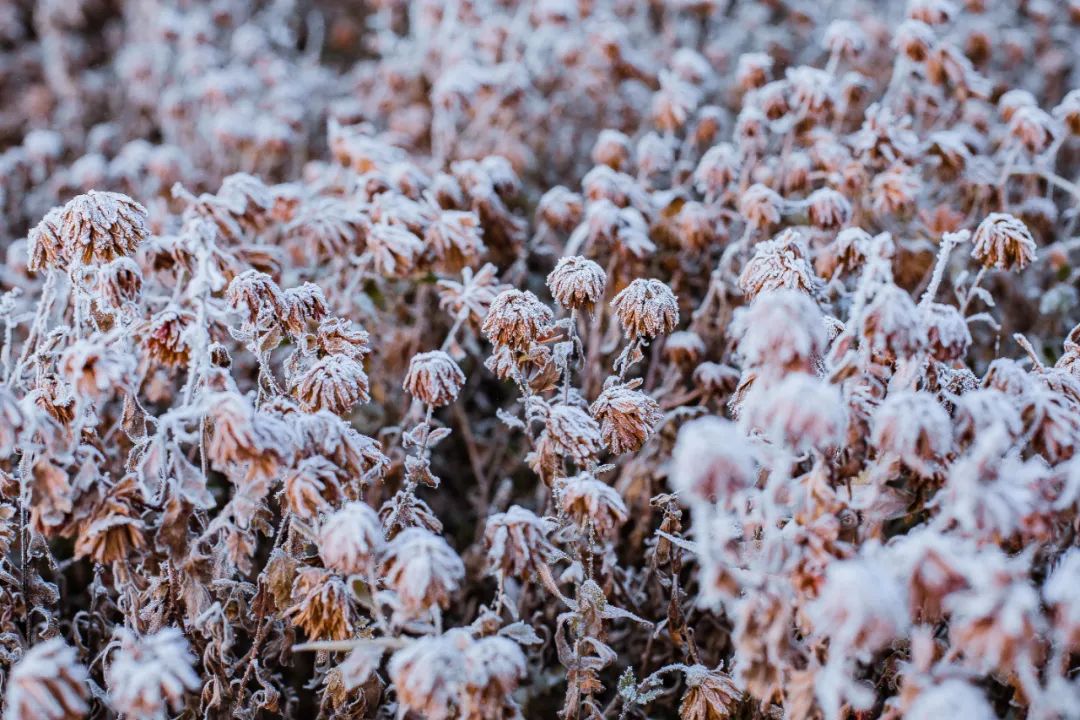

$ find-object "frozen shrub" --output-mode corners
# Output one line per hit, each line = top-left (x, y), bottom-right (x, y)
(1, 1), (1080, 716)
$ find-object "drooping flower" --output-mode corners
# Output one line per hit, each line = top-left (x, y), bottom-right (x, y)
(403, 350), (466, 407)
(106, 628), (199, 720)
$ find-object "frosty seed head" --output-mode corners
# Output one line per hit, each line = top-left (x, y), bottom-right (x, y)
(481, 289), (553, 350)
(403, 350), (466, 407)
(971, 212), (1036, 271)
(546, 255), (606, 313)
(610, 278), (679, 340)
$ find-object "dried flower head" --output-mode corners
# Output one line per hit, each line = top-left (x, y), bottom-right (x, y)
(293, 354), (370, 415)
(5, 639), (89, 720)
(590, 380), (663, 454)
(483, 505), (557, 579)
(971, 212), (1036, 271)
(383, 527), (465, 617)
(558, 473), (628, 538)
(610, 278), (679, 339)
(482, 289), (553, 350)
(57, 191), (148, 266)
(287, 567), (358, 640)
(106, 628), (198, 720)
(671, 417), (757, 505)
(319, 501), (385, 576)
(403, 350), (466, 407)
(547, 255), (607, 313)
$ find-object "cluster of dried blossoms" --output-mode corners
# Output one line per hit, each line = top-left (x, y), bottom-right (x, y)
(2, 0), (1080, 718)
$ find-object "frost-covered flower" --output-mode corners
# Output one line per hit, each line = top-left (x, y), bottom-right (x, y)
(547, 255), (606, 313)
(545, 403), (604, 465)
(557, 473), (628, 538)
(293, 354), (370, 415)
(484, 505), (557, 579)
(388, 631), (468, 720)
(482, 289), (553, 350)
(610, 278), (679, 339)
(590, 380), (663, 454)
(5, 639), (89, 720)
(734, 290), (825, 374)
(319, 501), (385, 576)
(403, 350), (466, 407)
(871, 391), (952, 476)
(287, 567), (358, 641)
(106, 628), (198, 720)
(57, 191), (148, 266)
(738, 230), (819, 300)
(383, 527), (465, 617)
(741, 373), (847, 452)
(971, 212), (1036, 271)
(671, 416), (756, 506)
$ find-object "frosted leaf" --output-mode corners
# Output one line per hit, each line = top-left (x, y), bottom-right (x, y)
(338, 643), (384, 691)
